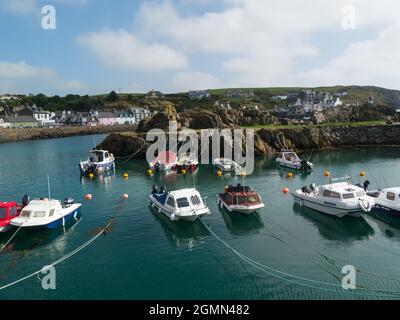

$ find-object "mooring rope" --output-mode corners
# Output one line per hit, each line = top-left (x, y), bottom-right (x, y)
(114, 142), (147, 162)
(0, 224), (23, 253)
(0, 221), (111, 291)
(196, 216), (400, 298)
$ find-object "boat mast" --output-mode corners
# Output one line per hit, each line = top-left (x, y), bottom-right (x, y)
(47, 175), (51, 200)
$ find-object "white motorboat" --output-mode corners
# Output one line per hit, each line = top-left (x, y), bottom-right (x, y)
(213, 158), (244, 175)
(149, 151), (178, 173)
(172, 153), (199, 173)
(148, 187), (210, 222)
(276, 149), (313, 171)
(292, 176), (374, 218)
(11, 197), (81, 229)
(79, 150), (115, 175)
(368, 188), (400, 217)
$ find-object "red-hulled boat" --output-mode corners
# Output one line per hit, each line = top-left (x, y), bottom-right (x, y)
(217, 184), (264, 214)
(0, 195), (29, 232)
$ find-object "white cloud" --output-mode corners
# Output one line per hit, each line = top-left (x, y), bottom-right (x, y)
(0, 0), (39, 15)
(172, 71), (222, 91)
(0, 61), (87, 95)
(77, 29), (188, 71)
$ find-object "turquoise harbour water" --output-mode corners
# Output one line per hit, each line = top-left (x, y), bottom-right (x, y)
(1, 135), (400, 299)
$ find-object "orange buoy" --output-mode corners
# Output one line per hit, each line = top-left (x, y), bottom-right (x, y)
(359, 171), (366, 177)
(282, 187), (290, 194)
(324, 171), (330, 177)
(85, 194), (92, 200)
(121, 193), (129, 200)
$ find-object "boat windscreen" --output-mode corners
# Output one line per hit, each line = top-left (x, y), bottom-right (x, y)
(177, 198), (190, 208)
(228, 186), (253, 193)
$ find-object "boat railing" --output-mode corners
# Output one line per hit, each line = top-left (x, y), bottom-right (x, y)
(328, 175), (352, 187)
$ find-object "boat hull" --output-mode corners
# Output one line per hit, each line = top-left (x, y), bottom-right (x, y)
(276, 160), (313, 171)
(292, 193), (361, 218)
(80, 161), (115, 175)
(371, 204), (400, 217)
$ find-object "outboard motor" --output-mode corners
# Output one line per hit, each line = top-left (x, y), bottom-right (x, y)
(22, 194), (30, 207)
(64, 197), (75, 206)
(151, 185), (158, 194)
(302, 186), (311, 194)
(300, 159), (311, 171)
(363, 180), (370, 191)
(310, 183), (316, 191)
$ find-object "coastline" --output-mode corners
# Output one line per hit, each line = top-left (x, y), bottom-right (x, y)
(0, 125), (137, 144)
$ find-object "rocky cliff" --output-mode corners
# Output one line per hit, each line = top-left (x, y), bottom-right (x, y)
(98, 124), (400, 159)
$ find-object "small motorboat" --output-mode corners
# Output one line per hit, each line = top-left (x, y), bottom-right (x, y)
(11, 197), (81, 230)
(172, 153), (198, 173)
(149, 150), (178, 173)
(217, 184), (265, 214)
(0, 195), (29, 232)
(276, 149), (313, 171)
(79, 150), (115, 175)
(292, 176), (374, 218)
(368, 188), (400, 217)
(213, 158), (243, 174)
(148, 186), (210, 222)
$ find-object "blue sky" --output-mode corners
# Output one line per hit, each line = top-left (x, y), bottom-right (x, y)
(1, 0), (400, 95)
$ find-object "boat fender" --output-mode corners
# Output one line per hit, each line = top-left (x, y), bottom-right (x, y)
(170, 213), (175, 221)
(359, 199), (371, 213)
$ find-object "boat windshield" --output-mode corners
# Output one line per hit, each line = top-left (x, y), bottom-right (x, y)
(284, 152), (298, 161)
(0, 208), (6, 219)
(33, 211), (46, 218)
(176, 197), (190, 208)
(21, 210), (31, 218)
(237, 195), (259, 204)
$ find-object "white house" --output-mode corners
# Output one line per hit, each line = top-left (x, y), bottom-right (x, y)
(115, 111), (136, 125)
(131, 107), (153, 123)
(0, 116), (10, 128)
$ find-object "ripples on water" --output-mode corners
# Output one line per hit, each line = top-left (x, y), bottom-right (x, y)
(1, 136), (400, 299)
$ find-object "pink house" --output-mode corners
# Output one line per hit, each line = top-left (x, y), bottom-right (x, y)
(97, 112), (117, 126)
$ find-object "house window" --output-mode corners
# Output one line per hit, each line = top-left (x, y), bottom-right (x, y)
(387, 192), (396, 201)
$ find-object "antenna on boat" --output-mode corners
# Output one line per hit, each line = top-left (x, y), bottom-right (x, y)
(92, 136), (97, 150)
(47, 174), (51, 200)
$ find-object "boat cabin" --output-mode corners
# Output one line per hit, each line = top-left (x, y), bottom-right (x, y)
(0, 201), (20, 225)
(19, 199), (61, 221)
(374, 188), (400, 205)
(88, 150), (111, 163)
(220, 185), (262, 206)
(153, 188), (205, 212)
(312, 183), (367, 200)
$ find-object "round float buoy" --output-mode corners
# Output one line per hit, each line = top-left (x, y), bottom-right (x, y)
(216, 170), (223, 177)
(359, 171), (366, 177)
(123, 173), (129, 179)
(121, 193), (129, 200)
(282, 187), (289, 194)
(287, 172), (293, 179)
(88, 173), (94, 179)
(181, 169), (187, 175)
(85, 194), (92, 200)
(324, 171), (330, 177)
(147, 169), (153, 175)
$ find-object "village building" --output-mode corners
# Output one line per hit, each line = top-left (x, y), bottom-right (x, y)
(224, 90), (255, 98)
(96, 111), (117, 126)
(7, 116), (39, 128)
(188, 90), (211, 100)
(145, 90), (165, 99)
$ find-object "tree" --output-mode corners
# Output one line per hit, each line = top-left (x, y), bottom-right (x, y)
(107, 90), (118, 102)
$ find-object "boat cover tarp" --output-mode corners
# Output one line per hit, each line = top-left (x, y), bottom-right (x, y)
(153, 193), (168, 205)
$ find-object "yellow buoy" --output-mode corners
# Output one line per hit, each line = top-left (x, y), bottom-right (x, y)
(216, 170), (223, 177)
(147, 169), (153, 175)
(359, 171), (366, 177)
(123, 173), (129, 179)
(324, 171), (330, 177)
(181, 169), (187, 175)
(88, 173), (94, 179)
(287, 172), (293, 179)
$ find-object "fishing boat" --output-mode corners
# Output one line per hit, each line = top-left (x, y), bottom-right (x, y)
(149, 151), (178, 173)
(148, 186), (210, 222)
(217, 184), (265, 214)
(10, 197), (81, 230)
(79, 150), (115, 175)
(172, 153), (198, 173)
(368, 188), (400, 217)
(292, 176), (374, 218)
(276, 149), (313, 171)
(213, 158), (243, 174)
(0, 195), (30, 232)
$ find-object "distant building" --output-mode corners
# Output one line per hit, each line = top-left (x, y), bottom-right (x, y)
(0, 95), (20, 102)
(188, 90), (211, 100)
(145, 90), (165, 99)
(131, 107), (153, 123)
(0, 116), (11, 128)
(224, 90), (254, 98)
(7, 116), (39, 128)
(96, 112), (117, 126)
(272, 95), (288, 100)
(17, 104), (55, 127)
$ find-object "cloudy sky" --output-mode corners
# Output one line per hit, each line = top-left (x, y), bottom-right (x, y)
(1, 0), (400, 95)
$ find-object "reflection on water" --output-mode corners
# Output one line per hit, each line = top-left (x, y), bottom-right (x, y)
(80, 173), (117, 190)
(293, 204), (374, 243)
(366, 211), (400, 241)
(219, 207), (264, 236)
(149, 206), (209, 249)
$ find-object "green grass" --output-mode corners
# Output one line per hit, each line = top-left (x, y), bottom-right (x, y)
(241, 120), (386, 130)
